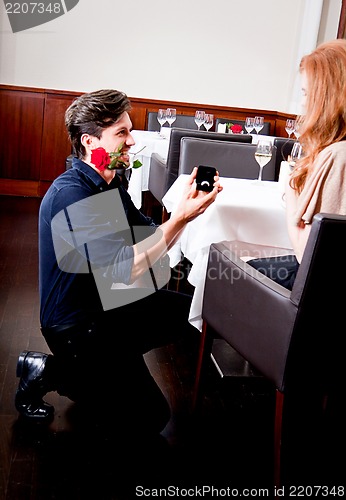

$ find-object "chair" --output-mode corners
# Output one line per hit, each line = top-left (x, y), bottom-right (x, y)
(147, 112), (198, 132)
(178, 137), (277, 181)
(65, 154), (75, 170)
(147, 128), (253, 221)
(273, 137), (296, 181)
(215, 117), (271, 135)
(66, 146), (78, 170)
(193, 213), (345, 487)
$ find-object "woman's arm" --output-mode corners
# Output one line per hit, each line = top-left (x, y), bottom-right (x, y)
(285, 179), (311, 263)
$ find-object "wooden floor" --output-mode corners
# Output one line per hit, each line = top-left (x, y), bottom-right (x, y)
(0, 195), (344, 499)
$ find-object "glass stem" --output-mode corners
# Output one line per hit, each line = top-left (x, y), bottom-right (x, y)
(258, 167), (263, 182)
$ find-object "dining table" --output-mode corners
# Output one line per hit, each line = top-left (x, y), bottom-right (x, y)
(162, 174), (293, 331)
(127, 129), (279, 209)
(128, 130), (170, 208)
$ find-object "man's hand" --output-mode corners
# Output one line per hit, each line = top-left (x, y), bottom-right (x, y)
(175, 167), (223, 223)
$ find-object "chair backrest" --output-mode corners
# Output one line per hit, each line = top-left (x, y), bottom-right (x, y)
(165, 127), (253, 192)
(66, 154), (75, 170)
(215, 117), (271, 135)
(273, 137), (296, 181)
(286, 213), (346, 388)
(147, 112), (198, 132)
(202, 213), (346, 392)
(179, 137), (277, 181)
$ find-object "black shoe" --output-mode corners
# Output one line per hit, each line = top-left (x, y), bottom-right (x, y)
(15, 350), (54, 422)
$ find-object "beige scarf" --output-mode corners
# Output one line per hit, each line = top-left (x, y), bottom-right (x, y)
(293, 141), (346, 225)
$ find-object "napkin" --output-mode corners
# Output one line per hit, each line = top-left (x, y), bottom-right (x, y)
(217, 123), (227, 133)
(160, 126), (171, 139)
(278, 161), (292, 201)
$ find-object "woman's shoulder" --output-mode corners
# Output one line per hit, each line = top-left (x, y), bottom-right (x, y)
(320, 141), (346, 156)
(315, 141), (346, 167)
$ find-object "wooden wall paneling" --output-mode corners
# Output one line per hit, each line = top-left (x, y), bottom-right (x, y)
(129, 104), (147, 131)
(40, 93), (76, 182)
(38, 179), (53, 197)
(0, 89), (44, 181)
(0, 85), (297, 197)
(0, 178), (39, 197)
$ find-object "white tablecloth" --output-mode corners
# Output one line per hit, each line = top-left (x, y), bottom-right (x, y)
(127, 130), (278, 208)
(162, 175), (293, 331)
(127, 130), (170, 208)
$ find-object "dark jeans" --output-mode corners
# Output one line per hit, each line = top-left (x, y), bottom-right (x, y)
(247, 254), (299, 290)
(41, 289), (196, 431)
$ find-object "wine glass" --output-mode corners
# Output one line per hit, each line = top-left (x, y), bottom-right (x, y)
(254, 116), (264, 139)
(194, 110), (205, 130)
(166, 108), (176, 127)
(245, 117), (255, 134)
(293, 121), (301, 139)
(285, 119), (296, 138)
(204, 113), (214, 132)
(157, 109), (167, 134)
(289, 142), (302, 168)
(254, 140), (272, 182)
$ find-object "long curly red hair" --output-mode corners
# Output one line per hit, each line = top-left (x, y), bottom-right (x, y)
(290, 39), (346, 193)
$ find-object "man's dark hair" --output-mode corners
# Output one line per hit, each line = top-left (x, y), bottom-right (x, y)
(65, 89), (131, 158)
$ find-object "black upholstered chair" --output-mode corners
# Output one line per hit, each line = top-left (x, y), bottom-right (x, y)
(66, 146), (78, 170)
(193, 213), (345, 486)
(273, 137), (296, 181)
(147, 128), (253, 221)
(215, 117), (271, 135)
(147, 112), (198, 132)
(178, 137), (277, 181)
(65, 154), (75, 170)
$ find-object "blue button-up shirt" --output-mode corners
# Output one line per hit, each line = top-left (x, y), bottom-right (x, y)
(39, 158), (156, 327)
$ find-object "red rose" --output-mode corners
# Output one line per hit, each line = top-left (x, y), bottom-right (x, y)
(231, 124), (243, 134)
(91, 147), (110, 171)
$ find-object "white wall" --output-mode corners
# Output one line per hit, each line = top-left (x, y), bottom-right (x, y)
(0, 0), (341, 113)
